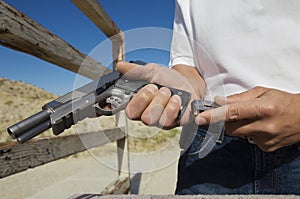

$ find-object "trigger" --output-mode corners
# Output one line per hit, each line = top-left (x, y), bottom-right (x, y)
(106, 96), (123, 109)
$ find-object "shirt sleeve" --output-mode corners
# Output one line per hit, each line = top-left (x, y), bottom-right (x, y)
(170, 0), (195, 68)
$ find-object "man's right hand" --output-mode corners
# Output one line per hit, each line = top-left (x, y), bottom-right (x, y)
(116, 61), (206, 129)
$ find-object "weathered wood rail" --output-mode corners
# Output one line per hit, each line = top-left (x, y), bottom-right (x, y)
(0, 0), (111, 80)
(0, 128), (125, 178)
(0, 0), (130, 196)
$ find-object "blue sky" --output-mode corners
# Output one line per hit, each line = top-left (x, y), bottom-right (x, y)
(1, 0), (175, 95)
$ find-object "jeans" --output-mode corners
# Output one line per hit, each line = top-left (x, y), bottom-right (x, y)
(176, 127), (300, 194)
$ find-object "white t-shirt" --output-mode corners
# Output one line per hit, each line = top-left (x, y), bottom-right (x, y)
(170, 0), (300, 100)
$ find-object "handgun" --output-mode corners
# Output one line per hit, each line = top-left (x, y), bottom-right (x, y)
(7, 61), (191, 143)
(191, 100), (225, 158)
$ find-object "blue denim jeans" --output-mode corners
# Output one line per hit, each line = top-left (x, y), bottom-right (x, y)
(176, 127), (300, 194)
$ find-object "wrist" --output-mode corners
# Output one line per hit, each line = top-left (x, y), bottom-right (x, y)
(172, 64), (206, 99)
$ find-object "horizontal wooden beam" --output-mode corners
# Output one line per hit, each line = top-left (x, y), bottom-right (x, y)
(0, 1), (111, 80)
(0, 128), (125, 178)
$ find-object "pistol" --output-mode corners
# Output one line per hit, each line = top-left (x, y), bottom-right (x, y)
(7, 61), (191, 143)
(191, 100), (225, 158)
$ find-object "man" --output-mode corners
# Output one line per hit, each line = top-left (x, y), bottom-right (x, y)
(116, 0), (300, 194)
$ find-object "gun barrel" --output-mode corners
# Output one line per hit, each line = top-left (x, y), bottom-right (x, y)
(7, 110), (51, 141)
(17, 120), (52, 143)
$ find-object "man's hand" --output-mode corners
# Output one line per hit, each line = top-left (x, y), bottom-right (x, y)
(195, 86), (300, 152)
(116, 61), (205, 129)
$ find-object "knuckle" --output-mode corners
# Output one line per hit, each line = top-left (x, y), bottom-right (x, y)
(125, 107), (141, 120)
(146, 63), (159, 70)
(264, 139), (278, 148)
(231, 93), (243, 101)
(259, 103), (276, 117)
(145, 63), (160, 79)
(141, 113), (155, 126)
(264, 123), (279, 135)
(256, 138), (279, 152)
(253, 86), (265, 91)
(227, 106), (240, 121)
(167, 102), (179, 113)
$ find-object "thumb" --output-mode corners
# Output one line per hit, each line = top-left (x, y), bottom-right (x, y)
(116, 61), (154, 81)
(116, 61), (140, 75)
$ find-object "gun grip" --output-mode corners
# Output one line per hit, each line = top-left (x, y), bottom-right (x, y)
(160, 86), (190, 119)
(129, 60), (191, 119)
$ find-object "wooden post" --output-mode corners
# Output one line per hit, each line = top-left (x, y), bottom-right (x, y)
(71, 1), (129, 194)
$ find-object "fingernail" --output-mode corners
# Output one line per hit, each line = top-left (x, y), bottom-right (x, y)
(158, 87), (170, 95)
(196, 116), (207, 126)
(171, 95), (181, 104)
(147, 84), (158, 94)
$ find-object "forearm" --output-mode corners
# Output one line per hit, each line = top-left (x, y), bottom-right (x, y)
(172, 64), (206, 99)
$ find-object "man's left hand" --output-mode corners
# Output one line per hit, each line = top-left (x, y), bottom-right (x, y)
(195, 86), (300, 152)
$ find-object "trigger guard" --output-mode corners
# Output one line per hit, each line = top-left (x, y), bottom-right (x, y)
(95, 102), (127, 116)
(95, 88), (132, 116)
(106, 96), (124, 109)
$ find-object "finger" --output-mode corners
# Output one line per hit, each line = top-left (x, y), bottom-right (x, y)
(195, 100), (263, 126)
(125, 84), (158, 120)
(224, 120), (272, 151)
(158, 95), (182, 129)
(225, 119), (280, 152)
(225, 119), (256, 137)
(116, 61), (154, 81)
(195, 105), (226, 126)
(116, 61), (140, 75)
(261, 134), (300, 152)
(141, 87), (171, 126)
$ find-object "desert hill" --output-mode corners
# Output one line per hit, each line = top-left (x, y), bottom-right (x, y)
(0, 78), (57, 142)
(0, 77), (118, 142)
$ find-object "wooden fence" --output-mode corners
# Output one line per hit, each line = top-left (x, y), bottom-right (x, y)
(0, 0), (129, 195)
(0, 128), (125, 178)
